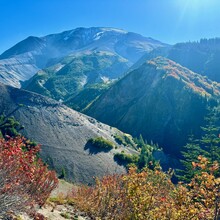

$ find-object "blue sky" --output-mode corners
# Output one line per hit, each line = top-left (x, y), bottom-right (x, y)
(0, 0), (220, 53)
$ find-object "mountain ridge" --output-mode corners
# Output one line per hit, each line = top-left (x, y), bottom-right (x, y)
(86, 57), (220, 156)
(0, 27), (167, 88)
(132, 38), (220, 82)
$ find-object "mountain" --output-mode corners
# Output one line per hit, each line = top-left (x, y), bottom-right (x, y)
(0, 27), (166, 88)
(86, 57), (220, 156)
(0, 82), (137, 184)
(22, 51), (129, 108)
(134, 38), (220, 82)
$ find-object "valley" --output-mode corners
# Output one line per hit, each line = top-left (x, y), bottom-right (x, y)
(1, 25), (220, 219)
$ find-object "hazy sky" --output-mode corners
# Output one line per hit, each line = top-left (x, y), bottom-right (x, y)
(1, 0), (220, 54)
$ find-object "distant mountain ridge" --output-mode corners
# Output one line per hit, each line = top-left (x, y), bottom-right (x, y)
(134, 38), (220, 82)
(86, 57), (220, 156)
(0, 27), (166, 87)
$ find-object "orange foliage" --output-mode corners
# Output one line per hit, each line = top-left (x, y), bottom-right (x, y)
(73, 157), (220, 220)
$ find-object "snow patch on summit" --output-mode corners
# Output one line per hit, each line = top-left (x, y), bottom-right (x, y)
(94, 32), (104, 41)
(101, 28), (128, 34)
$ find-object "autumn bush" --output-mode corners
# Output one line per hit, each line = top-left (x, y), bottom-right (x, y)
(0, 136), (58, 218)
(73, 156), (220, 220)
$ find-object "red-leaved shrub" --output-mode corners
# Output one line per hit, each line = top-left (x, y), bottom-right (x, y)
(0, 136), (58, 217)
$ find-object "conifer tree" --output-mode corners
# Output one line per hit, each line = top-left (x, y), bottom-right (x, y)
(178, 105), (220, 182)
(200, 106), (220, 164)
(0, 114), (23, 138)
(177, 135), (206, 182)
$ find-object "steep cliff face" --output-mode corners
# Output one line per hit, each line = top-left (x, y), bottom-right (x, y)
(86, 57), (220, 156)
(0, 82), (137, 184)
(0, 27), (166, 87)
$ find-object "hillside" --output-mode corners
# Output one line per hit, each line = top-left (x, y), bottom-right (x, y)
(0, 27), (166, 87)
(22, 51), (128, 108)
(0, 82), (137, 184)
(86, 57), (220, 156)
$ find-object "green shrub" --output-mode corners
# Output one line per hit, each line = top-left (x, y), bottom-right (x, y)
(88, 137), (114, 150)
(59, 167), (66, 179)
(114, 134), (126, 145)
(114, 134), (136, 149)
(114, 145), (157, 170)
(114, 152), (139, 164)
(124, 135), (134, 146)
(0, 115), (21, 137)
(60, 212), (70, 219)
(49, 196), (66, 205)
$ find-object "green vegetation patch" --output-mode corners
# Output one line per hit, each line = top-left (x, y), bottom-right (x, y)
(114, 134), (136, 149)
(114, 152), (139, 165)
(60, 212), (71, 219)
(114, 134), (126, 145)
(114, 135), (158, 170)
(88, 137), (114, 150)
(0, 115), (22, 138)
